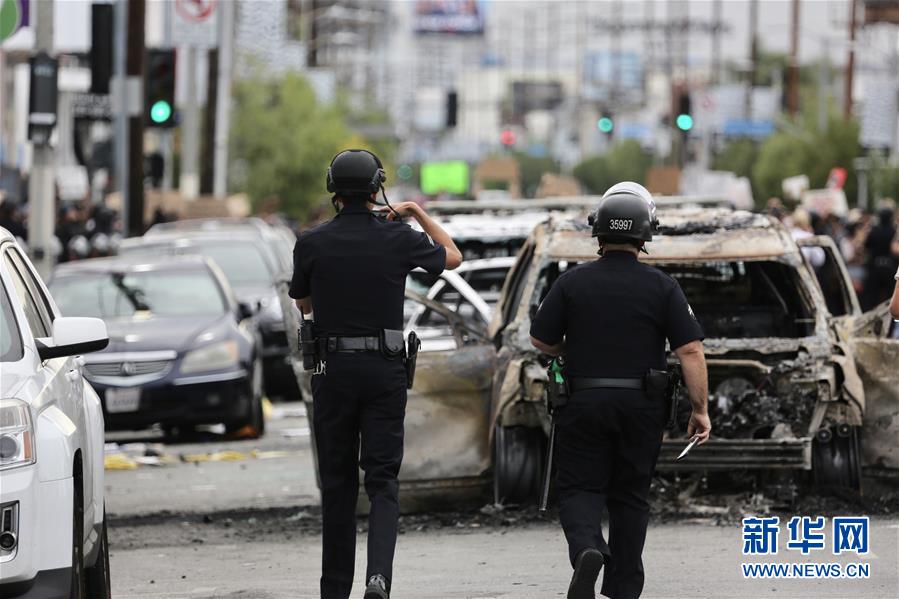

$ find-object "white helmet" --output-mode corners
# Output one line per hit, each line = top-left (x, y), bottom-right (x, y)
(603, 182), (656, 224)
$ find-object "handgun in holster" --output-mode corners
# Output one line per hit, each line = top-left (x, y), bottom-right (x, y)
(299, 317), (319, 371)
(404, 331), (421, 390)
(644, 366), (682, 429)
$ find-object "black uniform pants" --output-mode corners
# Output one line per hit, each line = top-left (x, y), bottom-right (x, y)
(555, 388), (666, 599)
(310, 352), (407, 599)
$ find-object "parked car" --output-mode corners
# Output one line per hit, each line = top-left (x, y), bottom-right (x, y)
(0, 227), (111, 598)
(118, 230), (298, 399)
(297, 207), (899, 507)
(49, 255), (265, 436)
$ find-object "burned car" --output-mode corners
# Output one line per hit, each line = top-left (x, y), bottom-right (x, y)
(282, 205), (897, 507)
(488, 208), (898, 502)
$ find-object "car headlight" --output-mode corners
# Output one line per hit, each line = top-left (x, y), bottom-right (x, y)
(0, 399), (35, 471)
(180, 341), (239, 374)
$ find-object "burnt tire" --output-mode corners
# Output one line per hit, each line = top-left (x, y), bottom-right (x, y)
(812, 424), (861, 491)
(70, 477), (86, 599)
(85, 510), (111, 599)
(493, 424), (543, 505)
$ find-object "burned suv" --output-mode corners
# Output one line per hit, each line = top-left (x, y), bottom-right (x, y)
(287, 205), (898, 508)
(487, 207), (898, 502)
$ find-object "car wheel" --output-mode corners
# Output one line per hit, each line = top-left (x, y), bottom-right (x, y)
(493, 424), (543, 505)
(85, 508), (111, 599)
(812, 424), (862, 491)
(69, 483), (86, 599)
(226, 361), (265, 438)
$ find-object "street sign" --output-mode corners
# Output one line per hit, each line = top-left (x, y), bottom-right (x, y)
(0, 0), (28, 42)
(28, 51), (58, 145)
(172, 0), (219, 49)
(72, 92), (113, 120)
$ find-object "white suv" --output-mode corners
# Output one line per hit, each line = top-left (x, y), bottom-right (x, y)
(0, 228), (111, 599)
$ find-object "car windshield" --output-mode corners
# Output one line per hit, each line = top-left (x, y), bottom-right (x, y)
(0, 281), (24, 362)
(50, 270), (227, 319)
(186, 240), (274, 287)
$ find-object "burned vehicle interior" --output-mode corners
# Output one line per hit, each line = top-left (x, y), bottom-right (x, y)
(534, 259), (816, 339)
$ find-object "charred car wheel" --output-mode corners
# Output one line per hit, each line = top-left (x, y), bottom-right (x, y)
(812, 424), (861, 491)
(493, 424), (543, 505)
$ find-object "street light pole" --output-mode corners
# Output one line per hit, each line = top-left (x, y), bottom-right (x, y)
(27, 0), (55, 279)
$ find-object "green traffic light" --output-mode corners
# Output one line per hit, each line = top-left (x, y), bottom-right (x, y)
(676, 114), (693, 131)
(150, 100), (172, 123)
(597, 117), (614, 133)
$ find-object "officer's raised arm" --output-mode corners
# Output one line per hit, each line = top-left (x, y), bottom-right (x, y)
(382, 202), (463, 270)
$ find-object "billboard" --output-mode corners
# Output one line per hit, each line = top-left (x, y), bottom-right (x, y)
(421, 161), (470, 195)
(414, 0), (485, 35)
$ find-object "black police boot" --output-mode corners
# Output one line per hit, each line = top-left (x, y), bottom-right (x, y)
(567, 548), (605, 599)
(363, 574), (389, 599)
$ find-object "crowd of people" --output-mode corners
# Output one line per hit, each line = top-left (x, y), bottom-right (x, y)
(0, 199), (122, 262)
(770, 197), (899, 312)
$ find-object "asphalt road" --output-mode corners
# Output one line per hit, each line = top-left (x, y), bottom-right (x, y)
(104, 402), (899, 599)
(109, 515), (899, 599)
(105, 402), (319, 517)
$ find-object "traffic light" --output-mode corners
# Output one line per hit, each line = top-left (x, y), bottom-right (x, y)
(500, 129), (516, 147)
(597, 114), (614, 136)
(446, 90), (458, 128)
(145, 49), (176, 128)
(675, 91), (693, 132)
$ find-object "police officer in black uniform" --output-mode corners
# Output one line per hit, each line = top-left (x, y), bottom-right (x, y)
(529, 183), (711, 599)
(289, 149), (462, 599)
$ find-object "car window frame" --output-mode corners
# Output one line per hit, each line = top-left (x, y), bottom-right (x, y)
(0, 270), (25, 363)
(8, 245), (57, 324)
(1, 247), (52, 338)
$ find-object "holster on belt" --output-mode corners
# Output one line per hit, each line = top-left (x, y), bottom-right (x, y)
(404, 331), (421, 390)
(299, 317), (318, 371)
(546, 358), (569, 412)
(643, 367), (682, 428)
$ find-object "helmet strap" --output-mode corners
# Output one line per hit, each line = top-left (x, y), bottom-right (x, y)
(371, 185), (400, 218)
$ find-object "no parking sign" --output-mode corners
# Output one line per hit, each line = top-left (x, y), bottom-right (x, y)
(172, 0), (219, 48)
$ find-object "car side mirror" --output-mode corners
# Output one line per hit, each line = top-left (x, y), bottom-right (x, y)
(37, 317), (109, 361)
(237, 301), (256, 321)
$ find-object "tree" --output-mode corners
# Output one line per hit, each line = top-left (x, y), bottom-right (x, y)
(712, 138), (758, 180)
(573, 141), (653, 194)
(751, 116), (861, 207)
(230, 73), (351, 218)
(513, 152), (561, 198)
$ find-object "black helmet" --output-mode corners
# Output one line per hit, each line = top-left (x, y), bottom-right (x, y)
(326, 149), (386, 195)
(588, 192), (654, 242)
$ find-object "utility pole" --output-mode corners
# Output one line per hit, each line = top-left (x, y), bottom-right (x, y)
(113, 0), (128, 234)
(161, 0), (173, 191)
(213, 0), (235, 197)
(27, 0), (55, 279)
(711, 0), (721, 85)
(787, 0), (801, 117)
(180, 46), (199, 199)
(746, 0), (758, 119)
(201, 48), (217, 195)
(844, 0), (857, 121)
(126, 0), (146, 235)
(818, 37), (830, 132)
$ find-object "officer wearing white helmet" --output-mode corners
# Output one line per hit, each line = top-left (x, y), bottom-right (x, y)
(529, 182), (711, 599)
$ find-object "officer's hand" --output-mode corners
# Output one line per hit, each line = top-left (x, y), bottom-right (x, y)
(687, 411), (712, 445)
(379, 202), (420, 221)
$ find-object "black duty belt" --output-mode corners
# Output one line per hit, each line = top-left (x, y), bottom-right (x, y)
(317, 336), (381, 353)
(568, 376), (644, 393)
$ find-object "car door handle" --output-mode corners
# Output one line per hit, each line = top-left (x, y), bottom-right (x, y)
(66, 369), (81, 382)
